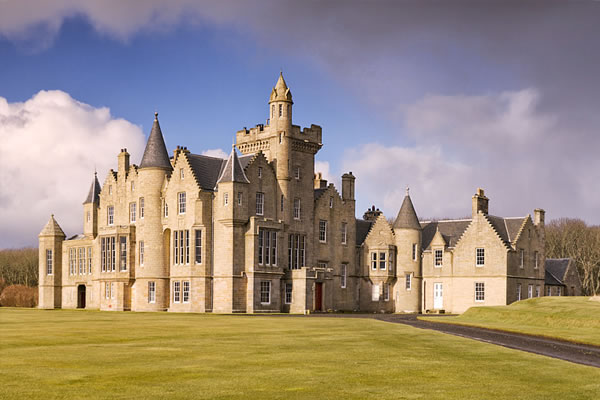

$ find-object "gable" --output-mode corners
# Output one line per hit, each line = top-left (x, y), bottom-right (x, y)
(364, 215), (395, 247)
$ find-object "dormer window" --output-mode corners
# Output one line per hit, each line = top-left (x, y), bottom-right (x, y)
(434, 249), (443, 267)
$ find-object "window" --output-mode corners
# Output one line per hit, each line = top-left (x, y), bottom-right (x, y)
(271, 105), (274, 119)
(475, 282), (485, 302)
(288, 234), (305, 269)
(258, 229), (277, 266)
(412, 243), (417, 261)
(406, 273), (412, 290)
(256, 192), (264, 215)
(173, 281), (181, 303)
(260, 281), (271, 304)
(119, 236), (127, 271)
(546, 286), (551, 296)
(224, 192), (229, 206)
(285, 283), (292, 304)
(258, 167), (262, 178)
(293, 198), (301, 219)
(535, 285), (540, 297)
(105, 282), (110, 299)
(148, 282), (156, 303)
(434, 249), (443, 267)
(130, 202), (137, 223)
(341, 223), (347, 244)
(173, 230), (190, 265)
(534, 251), (539, 269)
(109, 185), (112, 195)
(295, 167), (300, 180)
(319, 220), (327, 242)
(279, 104), (282, 117)
(520, 249), (525, 268)
(379, 252), (386, 270)
(139, 241), (144, 266)
(78, 247), (84, 274)
(111, 282), (115, 299)
(341, 264), (347, 288)
(180, 168), (184, 179)
(384, 284), (390, 301)
(528, 284), (533, 299)
(237, 192), (243, 206)
(280, 195), (284, 212)
(372, 284), (380, 301)
(46, 249), (53, 275)
(476, 248), (485, 267)
(195, 230), (202, 264)
(87, 247), (92, 274)
(517, 283), (522, 301)
(178, 192), (186, 214)
(86, 211), (90, 222)
(183, 281), (190, 303)
(557, 287), (562, 296)
(131, 181), (135, 191)
(164, 201), (169, 218)
(69, 248), (75, 275)
(371, 252), (377, 270)
(107, 206), (114, 225)
(329, 197), (333, 208)
(389, 251), (394, 272)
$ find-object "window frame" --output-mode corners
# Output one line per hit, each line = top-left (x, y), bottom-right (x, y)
(107, 205), (114, 226)
(405, 273), (412, 290)
(319, 220), (327, 243)
(285, 283), (293, 304)
(434, 249), (443, 267)
(46, 249), (53, 275)
(341, 222), (347, 244)
(260, 281), (271, 304)
(475, 282), (485, 302)
(183, 281), (190, 303)
(341, 264), (347, 289)
(173, 281), (181, 303)
(148, 281), (156, 303)
(178, 192), (186, 214)
(130, 202), (137, 223)
(256, 192), (264, 216)
(139, 241), (144, 266)
(476, 248), (485, 267)
(293, 198), (301, 220)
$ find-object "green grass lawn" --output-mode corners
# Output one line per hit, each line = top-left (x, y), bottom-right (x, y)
(421, 297), (600, 346)
(0, 308), (598, 399)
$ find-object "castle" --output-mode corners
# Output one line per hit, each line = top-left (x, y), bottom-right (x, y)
(38, 73), (575, 314)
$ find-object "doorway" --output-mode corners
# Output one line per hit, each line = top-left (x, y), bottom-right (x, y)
(433, 283), (443, 309)
(77, 285), (86, 309)
(315, 282), (323, 312)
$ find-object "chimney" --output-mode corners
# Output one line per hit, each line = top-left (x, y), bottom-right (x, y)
(118, 148), (130, 176)
(314, 172), (327, 189)
(472, 188), (489, 217)
(341, 172), (355, 201)
(363, 205), (382, 222)
(534, 208), (545, 227)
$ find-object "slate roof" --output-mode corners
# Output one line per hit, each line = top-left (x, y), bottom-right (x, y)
(545, 258), (570, 286)
(39, 215), (66, 237)
(187, 154), (227, 191)
(269, 72), (293, 103)
(83, 173), (101, 204)
(314, 188), (327, 201)
(421, 219), (471, 249)
(217, 147), (250, 185)
(139, 113), (172, 170)
(393, 194), (421, 230)
(356, 219), (373, 246)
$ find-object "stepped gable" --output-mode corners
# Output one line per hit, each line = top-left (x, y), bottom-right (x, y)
(421, 219), (471, 249)
(545, 258), (570, 285)
(39, 215), (66, 237)
(356, 219), (374, 246)
(83, 173), (101, 204)
(217, 146), (250, 185)
(393, 192), (421, 230)
(139, 112), (172, 170)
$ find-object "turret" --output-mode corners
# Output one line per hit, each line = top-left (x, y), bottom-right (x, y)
(269, 72), (293, 131)
(82, 172), (101, 237)
(392, 187), (422, 312)
(38, 215), (66, 309)
(135, 112), (172, 311)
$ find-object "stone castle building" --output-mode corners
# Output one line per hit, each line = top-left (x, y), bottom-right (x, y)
(39, 74), (569, 314)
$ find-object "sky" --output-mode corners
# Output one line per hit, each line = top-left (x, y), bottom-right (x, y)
(1, 0), (600, 248)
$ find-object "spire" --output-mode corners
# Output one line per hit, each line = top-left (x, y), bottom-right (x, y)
(216, 145), (250, 185)
(83, 172), (102, 204)
(269, 72), (293, 104)
(393, 191), (421, 230)
(139, 112), (172, 170)
(39, 214), (66, 237)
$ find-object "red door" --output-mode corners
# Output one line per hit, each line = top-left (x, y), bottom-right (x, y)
(315, 282), (323, 312)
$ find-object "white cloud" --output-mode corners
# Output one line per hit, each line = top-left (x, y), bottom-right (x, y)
(0, 90), (145, 248)
(201, 148), (228, 159)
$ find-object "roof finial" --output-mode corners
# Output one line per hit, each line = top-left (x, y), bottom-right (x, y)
(154, 111), (158, 120)
(406, 185), (410, 196)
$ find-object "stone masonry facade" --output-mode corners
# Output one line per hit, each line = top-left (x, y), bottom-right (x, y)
(38, 74), (572, 314)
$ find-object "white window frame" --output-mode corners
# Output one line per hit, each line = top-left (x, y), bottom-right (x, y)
(379, 252), (386, 270)
(173, 281), (181, 303)
(178, 192), (186, 214)
(557, 287), (562, 296)
(384, 283), (390, 302)
(195, 229), (202, 264)
(319, 220), (327, 243)
(183, 281), (190, 303)
(476, 248), (485, 267)
(534, 251), (539, 269)
(295, 166), (300, 180)
(535, 285), (540, 297)
(546, 286), (551, 296)
(341, 264), (347, 289)
(139, 241), (144, 266)
(341, 222), (347, 244)
(285, 283), (293, 304)
(256, 192), (264, 216)
(520, 249), (525, 268)
(371, 252), (377, 270)
(260, 281), (271, 304)
(107, 206), (114, 226)
(405, 273), (412, 290)
(139, 197), (144, 219)
(293, 198), (301, 220)
(434, 249), (443, 267)
(87, 247), (92, 274)
(475, 282), (485, 302)
(130, 202), (137, 223)
(164, 201), (169, 218)
(148, 281), (156, 303)
(528, 284), (533, 299)
(46, 249), (53, 275)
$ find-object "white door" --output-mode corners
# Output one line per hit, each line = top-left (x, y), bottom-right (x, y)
(434, 283), (443, 309)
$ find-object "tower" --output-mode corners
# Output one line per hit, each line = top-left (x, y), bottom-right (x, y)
(213, 146), (250, 313)
(134, 112), (172, 311)
(38, 215), (66, 309)
(392, 188), (422, 312)
(83, 172), (101, 237)
(269, 72), (293, 131)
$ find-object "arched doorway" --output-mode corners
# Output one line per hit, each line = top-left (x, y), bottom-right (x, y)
(77, 285), (86, 309)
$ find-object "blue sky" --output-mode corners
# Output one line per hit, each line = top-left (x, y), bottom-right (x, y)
(1, 1), (600, 247)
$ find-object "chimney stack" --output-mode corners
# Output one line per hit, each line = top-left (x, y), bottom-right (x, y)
(472, 188), (489, 217)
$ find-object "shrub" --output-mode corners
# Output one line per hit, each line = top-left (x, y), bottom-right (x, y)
(0, 285), (38, 307)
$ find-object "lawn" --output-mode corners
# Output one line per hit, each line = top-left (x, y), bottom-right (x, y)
(421, 297), (600, 346)
(0, 308), (598, 400)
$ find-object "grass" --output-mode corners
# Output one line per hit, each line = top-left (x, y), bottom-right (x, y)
(420, 297), (600, 346)
(0, 308), (598, 399)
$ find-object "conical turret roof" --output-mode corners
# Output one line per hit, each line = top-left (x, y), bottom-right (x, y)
(39, 214), (66, 237)
(216, 146), (250, 185)
(83, 172), (101, 204)
(269, 72), (293, 103)
(393, 189), (421, 230)
(139, 112), (172, 170)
